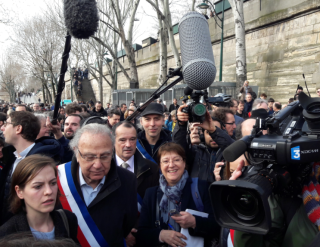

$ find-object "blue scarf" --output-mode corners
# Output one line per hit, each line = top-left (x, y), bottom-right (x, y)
(159, 170), (189, 230)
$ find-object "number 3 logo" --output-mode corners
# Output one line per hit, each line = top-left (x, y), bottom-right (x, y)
(293, 150), (300, 159)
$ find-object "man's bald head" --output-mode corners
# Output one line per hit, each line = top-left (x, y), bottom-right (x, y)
(241, 119), (256, 136)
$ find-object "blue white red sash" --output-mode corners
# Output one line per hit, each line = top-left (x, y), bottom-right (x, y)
(57, 162), (109, 247)
(227, 229), (235, 247)
(136, 140), (157, 164)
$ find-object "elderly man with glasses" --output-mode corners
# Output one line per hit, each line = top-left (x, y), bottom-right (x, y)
(57, 123), (137, 247)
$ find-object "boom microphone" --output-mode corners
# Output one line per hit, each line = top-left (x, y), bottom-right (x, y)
(179, 12), (216, 90)
(223, 136), (253, 162)
(64, 0), (99, 39)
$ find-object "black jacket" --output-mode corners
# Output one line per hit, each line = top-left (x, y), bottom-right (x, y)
(134, 150), (159, 199)
(91, 107), (108, 117)
(137, 129), (172, 164)
(173, 124), (234, 183)
(0, 138), (63, 225)
(61, 157), (137, 246)
(0, 210), (78, 243)
(136, 177), (220, 246)
(168, 104), (180, 113)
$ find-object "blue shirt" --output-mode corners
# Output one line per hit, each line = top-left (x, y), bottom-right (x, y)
(79, 167), (105, 206)
(30, 226), (55, 240)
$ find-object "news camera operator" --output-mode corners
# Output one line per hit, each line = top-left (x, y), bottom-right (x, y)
(210, 93), (320, 247)
(173, 105), (234, 184)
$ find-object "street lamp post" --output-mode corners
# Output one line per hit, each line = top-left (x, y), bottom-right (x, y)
(197, 0), (225, 81)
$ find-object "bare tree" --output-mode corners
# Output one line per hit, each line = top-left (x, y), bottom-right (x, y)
(0, 54), (23, 103)
(92, 0), (141, 88)
(229, 0), (247, 89)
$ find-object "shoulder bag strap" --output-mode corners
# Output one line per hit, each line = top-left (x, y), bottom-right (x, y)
(57, 209), (70, 238)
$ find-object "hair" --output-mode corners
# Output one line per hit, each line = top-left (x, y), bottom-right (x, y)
(252, 99), (268, 111)
(157, 142), (187, 168)
(0, 232), (78, 247)
(108, 109), (121, 118)
(79, 112), (91, 119)
(120, 103), (126, 108)
(16, 104), (27, 110)
(294, 94), (299, 100)
(260, 93), (267, 98)
(9, 155), (58, 214)
(274, 102), (282, 110)
(65, 114), (83, 124)
(288, 98), (294, 103)
(95, 101), (102, 105)
(69, 123), (115, 155)
(34, 113), (47, 124)
(7, 109), (14, 115)
(9, 111), (40, 142)
(164, 112), (170, 116)
(231, 98), (239, 105)
(268, 98), (275, 103)
(170, 110), (177, 116)
(65, 103), (82, 115)
(0, 112), (7, 122)
(212, 107), (234, 124)
(80, 105), (88, 112)
(80, 116), (105, 127)
(238, 100), (245, 105)
(112, 121), (137, 137)
(124, 108), (135, 119)
(235, 121), (244, 140)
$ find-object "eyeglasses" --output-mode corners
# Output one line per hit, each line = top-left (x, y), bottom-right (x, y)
(3, 121), (14, 127)
(224, 122), (236, 125)
(161, 158), (183, 165)
(77, 149), (111, 162)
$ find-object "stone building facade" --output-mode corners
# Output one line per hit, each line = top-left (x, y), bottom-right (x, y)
(60, 0), (320, 106)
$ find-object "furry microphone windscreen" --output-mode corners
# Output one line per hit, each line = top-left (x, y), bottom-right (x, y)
(64, 0), (99, 39)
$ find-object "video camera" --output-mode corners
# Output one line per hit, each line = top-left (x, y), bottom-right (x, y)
(209, 92), (320, 235)
(181, 86), (231, 123)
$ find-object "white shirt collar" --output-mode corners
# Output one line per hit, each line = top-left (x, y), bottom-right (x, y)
(14, 143), (36, 159)
(115, 154), (134, 169)
(78, 166), (106, 187)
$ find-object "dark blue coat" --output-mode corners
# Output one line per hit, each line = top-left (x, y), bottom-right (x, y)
(136, 177), (220, 246)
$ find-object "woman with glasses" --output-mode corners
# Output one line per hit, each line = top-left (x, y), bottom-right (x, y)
(136, 142), (219, 247)
(0, 155), (78, 243)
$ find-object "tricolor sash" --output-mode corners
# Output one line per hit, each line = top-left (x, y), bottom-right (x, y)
(57, 162), (110, 247)
(227, 229), (235, 247)
(136, 140), (157, 164)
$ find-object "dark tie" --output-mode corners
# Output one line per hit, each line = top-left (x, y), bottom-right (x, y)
(121, 162), (129, 169)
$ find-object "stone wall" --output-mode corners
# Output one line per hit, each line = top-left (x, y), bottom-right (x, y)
(61, 0), (320, 106)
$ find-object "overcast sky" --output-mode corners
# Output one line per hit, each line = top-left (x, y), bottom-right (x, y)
(0, 0), (200, 58)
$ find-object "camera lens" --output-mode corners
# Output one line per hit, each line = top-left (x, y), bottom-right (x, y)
(193, 103), (206, 116)
(221, 186), (265, 227)
(229, 189), (259, 221)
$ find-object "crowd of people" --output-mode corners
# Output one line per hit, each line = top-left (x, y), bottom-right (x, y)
(0, 81), (318, 247)
(73, 67), (89, 101)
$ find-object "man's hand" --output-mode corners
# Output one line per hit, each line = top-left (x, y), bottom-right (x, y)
(46, 116), (63, 140)
(171, 211), (196, 229)
(177, 105), (189, 124)
(214, 162), (225, 181)
(159, 230), (187, 247)
(125, 228), (137, 247)
(193, 111), (216, 133)
(189, 123), (201, 145)
(229, 160), (245, 180)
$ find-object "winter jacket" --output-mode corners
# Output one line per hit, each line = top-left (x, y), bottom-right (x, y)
(173, 124), (234, 183)
(137, 129), (172, 164)
(0, 210), (78, 243)
(244, 100), (253, 113)
(91, 107), (108, 117)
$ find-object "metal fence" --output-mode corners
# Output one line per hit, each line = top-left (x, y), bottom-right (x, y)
(112, 82), (239, 107)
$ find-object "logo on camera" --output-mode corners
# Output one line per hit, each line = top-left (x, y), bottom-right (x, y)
(291, 146), (300, 160)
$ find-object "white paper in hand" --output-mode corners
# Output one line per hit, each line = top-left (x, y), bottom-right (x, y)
(180, 209), (208, 247)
